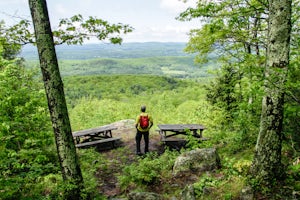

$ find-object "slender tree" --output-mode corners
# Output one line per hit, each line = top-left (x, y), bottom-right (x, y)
(27, 1), (132, 198)
(250, 0), (292, 187)
(28, 0), (83, 199)
(179, 0), (293, 188)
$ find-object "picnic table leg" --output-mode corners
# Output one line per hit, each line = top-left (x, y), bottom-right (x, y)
(159, 130), (166, 140)
(100, 130), (112, 138)
(103, 130), (112, 138)
(111, 141), (114, 148)
(199, 129), (203, 138)
(192, 129), (202, 138)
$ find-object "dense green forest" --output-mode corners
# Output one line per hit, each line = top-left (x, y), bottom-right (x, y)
(1, 0), (300, 199)
(66, 75), (209, 130)
(21, 42), (192, 59)
(23, 43), (217, 78)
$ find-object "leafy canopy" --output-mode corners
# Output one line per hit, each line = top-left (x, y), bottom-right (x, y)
(1, 14), (133, 46)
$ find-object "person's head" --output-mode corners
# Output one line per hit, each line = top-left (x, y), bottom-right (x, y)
(141, 105), (146, 112)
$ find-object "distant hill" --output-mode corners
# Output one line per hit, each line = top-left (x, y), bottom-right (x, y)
(63, 74), (192, 105)
(22, 42), (218, 78)
(20, 42), (191, 60)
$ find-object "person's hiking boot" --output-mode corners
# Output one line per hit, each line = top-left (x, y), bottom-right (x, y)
(136, 152), (143, 156)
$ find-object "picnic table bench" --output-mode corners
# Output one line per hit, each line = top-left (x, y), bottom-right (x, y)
(157, 124), (206, 144)
(72, 125), (121, 148)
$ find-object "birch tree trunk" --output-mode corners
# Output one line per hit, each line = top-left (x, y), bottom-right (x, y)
(251, 0), (292, 186)
(28, 0), (83, 199)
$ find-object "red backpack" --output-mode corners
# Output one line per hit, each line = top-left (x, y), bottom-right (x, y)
(140, 115), (149, 129)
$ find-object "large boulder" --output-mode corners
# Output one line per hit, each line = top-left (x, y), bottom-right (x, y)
(173, 148), (221, 175)
(240, 186), (254, 200)
(181, 185), (195, 200)
(128, 192), (161, 200)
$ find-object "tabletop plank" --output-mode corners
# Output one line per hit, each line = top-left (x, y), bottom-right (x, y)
(158, 124), (205, 131)
(72, 125), (117, 137)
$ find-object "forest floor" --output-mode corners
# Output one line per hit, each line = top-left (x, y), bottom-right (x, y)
(94, 119), (165, 197)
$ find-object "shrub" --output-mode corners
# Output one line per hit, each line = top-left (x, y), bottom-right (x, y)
(118, 150), (179, 191)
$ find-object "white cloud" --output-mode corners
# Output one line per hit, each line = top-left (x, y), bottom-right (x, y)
(160, 0), (197, 14)
(53, 4), (68, 16)
(123, 24), (192, 42)
(164, 25), (192, 33)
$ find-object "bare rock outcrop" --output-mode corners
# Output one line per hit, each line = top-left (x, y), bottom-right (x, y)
(173, 148), (221, 175)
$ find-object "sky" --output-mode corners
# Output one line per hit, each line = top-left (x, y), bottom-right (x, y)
(0, 0), (200, 43)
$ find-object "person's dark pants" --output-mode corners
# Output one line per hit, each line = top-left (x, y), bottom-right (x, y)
(135, 130), (149, 154)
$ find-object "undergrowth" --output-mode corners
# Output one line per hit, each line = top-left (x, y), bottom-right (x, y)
(118, 150), (179, 192)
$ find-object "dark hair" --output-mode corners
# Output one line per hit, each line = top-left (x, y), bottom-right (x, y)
(141, 105), (146, 112)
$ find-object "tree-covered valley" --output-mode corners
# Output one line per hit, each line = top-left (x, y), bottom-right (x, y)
(1, 0), (300, 199)
(22, 43), (217, 78)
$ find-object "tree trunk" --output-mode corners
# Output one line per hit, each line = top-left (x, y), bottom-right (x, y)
(251, 0), (292, 186)
(28, 0), (84, 199)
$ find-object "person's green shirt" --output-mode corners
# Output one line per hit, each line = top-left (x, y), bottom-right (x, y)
(135, 112), (153, 132)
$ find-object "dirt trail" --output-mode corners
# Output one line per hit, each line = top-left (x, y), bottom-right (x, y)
(95, 119), (163, 197)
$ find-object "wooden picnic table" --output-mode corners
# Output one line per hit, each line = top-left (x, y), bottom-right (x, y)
(157, 124), (206, 142)
(72, 125), (121, 148)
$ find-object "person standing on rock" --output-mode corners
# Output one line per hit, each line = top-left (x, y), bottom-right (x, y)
(135, 105), (153, 155)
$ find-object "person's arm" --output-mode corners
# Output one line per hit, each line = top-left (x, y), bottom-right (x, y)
(135, 115), (140, 129)
(149, 115), (153, 128)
